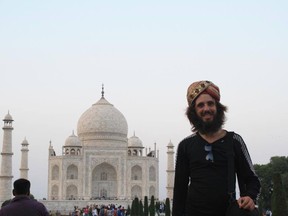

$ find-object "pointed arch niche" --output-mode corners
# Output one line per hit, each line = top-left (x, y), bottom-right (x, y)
(52, 165), (59, 180)
(67, 164), (78, 180)
(51, 185), (59, 200)
(131, 185), (142, 199)
(91, 162), (117, 199)
(149, 166), (156, 181)
(149, 186), (155, 198)
(66, 185), (78, 200)
(131, 165), (142, 181)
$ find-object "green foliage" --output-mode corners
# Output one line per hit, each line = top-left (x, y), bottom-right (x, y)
(144, 196), (149, 216)
(254, 163), (273, 211)
(139, 200), (144, 216)
(131, 197), (139, 216)
(281, 172), (288, 200)
(131, 198), (135, 216)
(254, 156), (288, 212)
(149, 195), (155, 216)
(271, 173), (288, 216)
(165, 198), (171, 216)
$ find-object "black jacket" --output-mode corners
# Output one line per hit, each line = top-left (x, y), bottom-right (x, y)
(172, 131), (260, 216)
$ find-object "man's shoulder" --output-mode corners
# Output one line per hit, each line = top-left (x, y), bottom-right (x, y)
(26, 199), (49, 215)
(178, 133), (198, 146)
(225, 131), (242, 141)
(182, 133), (197, 141)
(229, 131), (244, 143)
(30, 199), (47, 207)
(0, 198), (48, 216)
(1, 199), (11, 207)
(226, 131), (248, 151)
(16, 197), (47, 209)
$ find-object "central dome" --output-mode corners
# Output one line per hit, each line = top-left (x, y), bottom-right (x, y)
(77, 96), (128, 141)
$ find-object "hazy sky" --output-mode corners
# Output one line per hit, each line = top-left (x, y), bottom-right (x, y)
(0, 0), (287, 200)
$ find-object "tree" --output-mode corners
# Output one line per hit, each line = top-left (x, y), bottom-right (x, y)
(165, 198), (171, 216)
(149, 195), (155, 216)
(281, 172), (288, 199)
(144, 196), (149, 216)
(131, 197), (139, 216)
(254, 156), (288, 212)
(131, 198), (136, 216)
(270, 157), (288, 196)
(271, 173), (288, 216)
(254, 163), (273, 212)
(139, 200), (144, 216)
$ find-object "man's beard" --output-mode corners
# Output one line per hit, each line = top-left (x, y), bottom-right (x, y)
(192, 111), (223, 134)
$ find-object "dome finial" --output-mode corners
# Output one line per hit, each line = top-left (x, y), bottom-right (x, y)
(101, 84), (105, 98)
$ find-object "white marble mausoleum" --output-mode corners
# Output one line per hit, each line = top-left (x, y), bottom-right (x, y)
(47, 90), (159, 202)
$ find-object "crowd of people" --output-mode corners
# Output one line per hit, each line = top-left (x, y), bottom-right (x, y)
(68, 204), (127, 216)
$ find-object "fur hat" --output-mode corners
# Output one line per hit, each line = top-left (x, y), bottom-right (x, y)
(186, 80), (220, 105)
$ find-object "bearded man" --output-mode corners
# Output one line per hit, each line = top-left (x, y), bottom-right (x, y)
(172, 81), (260, 216)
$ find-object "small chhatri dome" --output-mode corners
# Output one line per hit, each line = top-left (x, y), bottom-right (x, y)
(22, 137), (29, 145)
(65, 131), (81, 147)
(167, 140), (174, 147)
(3, 111), (13, 121)
(128, 133), (143, 148)
(77, 86), (128, 142)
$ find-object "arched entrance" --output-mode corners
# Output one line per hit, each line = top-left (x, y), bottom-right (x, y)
(91, 162), (117, 199)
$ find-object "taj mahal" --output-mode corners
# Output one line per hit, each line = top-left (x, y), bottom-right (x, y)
(0, 87), (175, 213)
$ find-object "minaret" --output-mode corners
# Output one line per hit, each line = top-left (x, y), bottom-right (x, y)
(19, 137), (29, 179)
(48, 140), (55, 157)
(166, 140), (175, 200)
(0, 112), (14, 203)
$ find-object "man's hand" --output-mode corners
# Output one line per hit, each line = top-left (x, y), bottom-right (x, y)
(237, 196), (255, 211)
